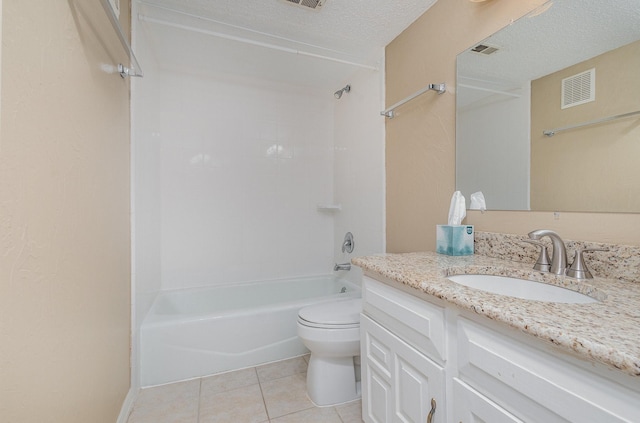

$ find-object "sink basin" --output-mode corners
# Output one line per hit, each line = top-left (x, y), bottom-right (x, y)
(447, 274), (599, 304)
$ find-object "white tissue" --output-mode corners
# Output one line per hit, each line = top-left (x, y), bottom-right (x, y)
(447, 191), (466, 225)
(469, 191), (486, 211)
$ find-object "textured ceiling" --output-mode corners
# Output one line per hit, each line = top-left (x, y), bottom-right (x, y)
(138, 0), (437, 62)
(458, 0), (640, 87)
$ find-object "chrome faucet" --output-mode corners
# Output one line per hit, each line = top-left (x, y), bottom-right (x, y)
(334, 263), (351, 271)
(527, 229), (568, 275)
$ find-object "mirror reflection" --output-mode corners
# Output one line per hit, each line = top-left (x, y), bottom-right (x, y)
(456, 0), (640, 213)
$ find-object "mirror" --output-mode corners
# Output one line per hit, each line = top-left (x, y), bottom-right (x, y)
(456, 0), (640, 213)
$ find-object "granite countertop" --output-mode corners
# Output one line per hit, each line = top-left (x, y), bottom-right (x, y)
(352, 252), (640, 377)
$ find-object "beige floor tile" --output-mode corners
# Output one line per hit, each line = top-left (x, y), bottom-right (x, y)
(128, 380), (200, 423)
(201, 367), (258, 396)
(335, 399), (363, 423)
(199, 383), (268, 423)
(261, 372), (314, 418)
(270, 406), (343, 423)
(256, 356), (308, 382)
(127, 403), (198, 423)
(134, 379), (200, 409)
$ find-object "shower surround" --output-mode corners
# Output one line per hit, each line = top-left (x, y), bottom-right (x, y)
(132, 2), (385, 391)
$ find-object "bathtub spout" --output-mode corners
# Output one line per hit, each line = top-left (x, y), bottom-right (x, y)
(334, 263), (351, 271)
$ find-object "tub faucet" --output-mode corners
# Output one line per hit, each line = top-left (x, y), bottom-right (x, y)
(334, 263), (351, 271)
(527, 229), (567, 275)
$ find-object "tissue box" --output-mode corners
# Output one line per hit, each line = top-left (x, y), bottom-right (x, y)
(436, 225), (474, 256)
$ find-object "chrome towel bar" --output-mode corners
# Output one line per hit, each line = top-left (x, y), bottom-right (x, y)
(381, 83), (446, 118)
(99, 0), (144, 78)
(543, 109), (640, 137)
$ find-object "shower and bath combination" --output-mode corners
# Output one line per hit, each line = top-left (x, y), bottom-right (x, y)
(334, 84), (351, 99)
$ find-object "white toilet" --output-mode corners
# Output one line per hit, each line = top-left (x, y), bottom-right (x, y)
(297, 298), (362, 406)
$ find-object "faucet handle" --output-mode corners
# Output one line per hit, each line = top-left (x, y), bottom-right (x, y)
(566, 247), (609, 279)
(524, 240), (552, 272)
(341, 232), (354, 254)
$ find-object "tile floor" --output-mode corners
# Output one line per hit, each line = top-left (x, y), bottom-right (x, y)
(127, 355), (363, 423)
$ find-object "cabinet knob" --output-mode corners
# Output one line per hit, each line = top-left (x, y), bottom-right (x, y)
(427, 398), (436, 423)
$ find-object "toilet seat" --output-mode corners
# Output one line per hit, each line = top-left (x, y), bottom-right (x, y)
(297, 298), (361, 329)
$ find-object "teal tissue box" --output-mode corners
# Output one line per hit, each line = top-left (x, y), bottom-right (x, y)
(436, 225), (474, 256)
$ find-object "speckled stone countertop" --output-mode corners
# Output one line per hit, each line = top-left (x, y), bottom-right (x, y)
(352, 252), (640, 377)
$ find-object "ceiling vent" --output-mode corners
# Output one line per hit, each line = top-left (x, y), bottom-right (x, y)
(283, 0), (325, 10)
(561, 68), (595, 109)
(470, 44), (499, 55)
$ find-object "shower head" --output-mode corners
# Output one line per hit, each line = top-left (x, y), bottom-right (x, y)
(334, 85), (351, 99)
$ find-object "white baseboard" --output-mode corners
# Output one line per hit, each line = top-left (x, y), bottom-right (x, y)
(117, 387), (137, 423)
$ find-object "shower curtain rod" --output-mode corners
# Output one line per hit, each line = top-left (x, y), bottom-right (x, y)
(457, 83), (521, 98)
(137, 14), (379, 71)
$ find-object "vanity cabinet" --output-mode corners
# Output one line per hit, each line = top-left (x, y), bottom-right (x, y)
(361, 277), (446, 422)
(362, 316), (444, 422)
(455, 317), (640, 422)
(361, 276), (640, 423)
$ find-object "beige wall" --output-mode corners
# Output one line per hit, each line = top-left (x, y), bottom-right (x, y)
(530, 40), (640, 212)
(385, 0), (640, 251)
(0, 1), (131, 421)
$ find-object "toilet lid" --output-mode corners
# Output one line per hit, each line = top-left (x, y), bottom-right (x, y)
(298, 298), (362, 326)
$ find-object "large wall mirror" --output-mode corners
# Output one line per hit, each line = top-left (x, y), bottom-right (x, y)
(456, 0), (640, 213)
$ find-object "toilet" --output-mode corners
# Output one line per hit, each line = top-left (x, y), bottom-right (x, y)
(297, 298), (362, 406)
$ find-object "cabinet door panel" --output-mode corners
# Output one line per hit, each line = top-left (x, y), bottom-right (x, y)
(362, 315), (393, 423)
(396, 356), (432, 423)
(453, 378), (525, 423)
(364, 365), (392, 423)
(362, 315), (445, 423)
(393, 332), (443, 423)
(457, 317), (637, 422)
(363, 277), (446, 362)
(363, 323), (392, 376)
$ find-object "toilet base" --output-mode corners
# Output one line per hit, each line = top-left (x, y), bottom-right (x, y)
(306, 355), (361, 406)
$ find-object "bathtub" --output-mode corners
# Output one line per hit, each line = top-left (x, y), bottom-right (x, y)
(140, 275), (360, 386)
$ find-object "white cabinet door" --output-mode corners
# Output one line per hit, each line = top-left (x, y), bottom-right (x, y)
(453, 378), (525, 423)
(362, 314), (393, 423)
(363, 356), (393, 423)
(362, 315), (445, 423)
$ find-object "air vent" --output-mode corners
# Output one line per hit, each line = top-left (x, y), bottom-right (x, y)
(561, 68), (595, 109)
(470, 44), (499, 55)
(283, 0), (325, 10)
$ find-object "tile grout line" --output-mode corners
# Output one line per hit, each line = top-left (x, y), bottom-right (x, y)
(196, 377), (202, 423)
(256, 367), (272, 422)
(132, 357), (353, 423)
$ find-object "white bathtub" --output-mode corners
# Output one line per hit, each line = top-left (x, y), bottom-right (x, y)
(140, 275), (360, 386)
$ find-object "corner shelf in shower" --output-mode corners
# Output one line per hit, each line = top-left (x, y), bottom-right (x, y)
(317, 204), (342, 212)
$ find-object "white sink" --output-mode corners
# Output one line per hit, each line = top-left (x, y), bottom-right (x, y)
(447, 274), (599, 304)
